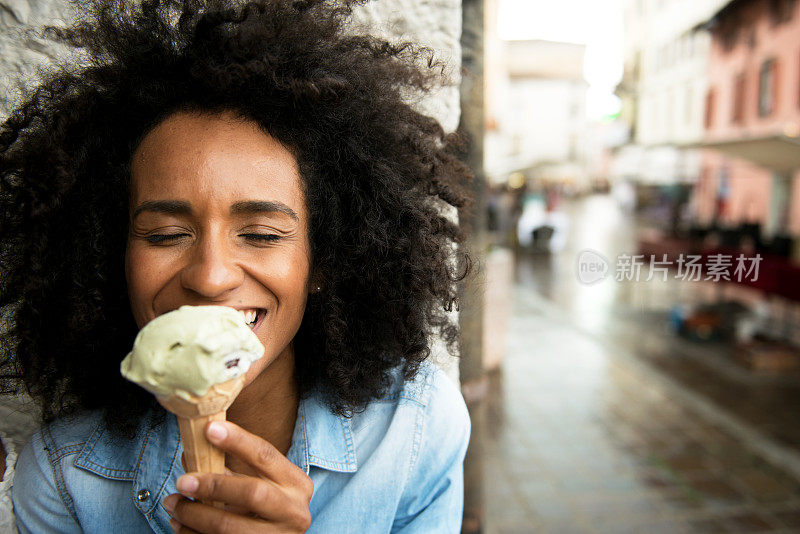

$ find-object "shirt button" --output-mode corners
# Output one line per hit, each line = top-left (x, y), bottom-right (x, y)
(136, 489), (151, 502)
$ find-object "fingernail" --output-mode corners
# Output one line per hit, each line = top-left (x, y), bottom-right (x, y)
(169, 518), (181, 532)
(207, 421), (227, 442)
(176, 475), (199, 495)
(162, 494), (178, 514)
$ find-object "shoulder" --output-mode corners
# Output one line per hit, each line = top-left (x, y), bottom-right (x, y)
(380, 359), (469, 415)
(13, 409), (166, 533)
(37, 410), (105, 455)
(390, 361), (470, 530)
(14, 412), (101, 496)
(404, 360), (470, 468)
(397, 360), (471, 442)
(351, 359), (470, 467)
(14, 410), (105, 491)
(283, 362), (470, 531)
(17, 410), (106, 489)
(11, 411), (104, 532)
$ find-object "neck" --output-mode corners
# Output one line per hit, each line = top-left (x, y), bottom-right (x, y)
(226, 344), (298, 458)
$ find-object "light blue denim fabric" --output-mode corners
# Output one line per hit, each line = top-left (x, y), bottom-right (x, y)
(12, 361), (470, 533)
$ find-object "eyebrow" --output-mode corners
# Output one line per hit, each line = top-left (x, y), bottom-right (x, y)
(230, 200), (299, 221)
(132, 200), (191, 220)
(132, 200), (299, 221)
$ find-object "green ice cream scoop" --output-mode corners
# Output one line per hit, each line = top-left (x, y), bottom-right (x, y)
(120, 305), (264, 400)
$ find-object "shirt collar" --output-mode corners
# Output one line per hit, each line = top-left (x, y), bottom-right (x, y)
(74, 410), (182, 519)
(286, 390), (358, 474)
(73, 411), (161, 482)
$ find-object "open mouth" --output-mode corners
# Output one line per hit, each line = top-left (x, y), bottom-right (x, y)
(239, 308), (267, 332)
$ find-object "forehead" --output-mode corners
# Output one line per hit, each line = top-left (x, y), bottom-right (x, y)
(129, 112), (304, 212)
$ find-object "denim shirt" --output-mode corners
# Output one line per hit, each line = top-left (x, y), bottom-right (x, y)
(12, 361), (470, 533)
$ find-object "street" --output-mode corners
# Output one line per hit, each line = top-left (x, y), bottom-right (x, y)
(479, 195), (800, 533)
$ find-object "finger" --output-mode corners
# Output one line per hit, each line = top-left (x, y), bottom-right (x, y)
(206, 421), (311, 489)
(163, 496), (202, 534)
(181, 452), (236, 477)
(169, 494), (266, 534)
(177, 472), (297, 523)
(181, 453), (236, 476)
(169, 517), (200, 534)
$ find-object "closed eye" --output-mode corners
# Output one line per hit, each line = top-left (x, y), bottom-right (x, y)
(241, 234), (281, 242)
(145, 233), (190, 244)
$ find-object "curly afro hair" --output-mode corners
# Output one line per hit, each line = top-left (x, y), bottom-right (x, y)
(0, 0), (474, 437)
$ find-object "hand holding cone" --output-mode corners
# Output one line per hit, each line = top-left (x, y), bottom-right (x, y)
(120, 305), (265, 506)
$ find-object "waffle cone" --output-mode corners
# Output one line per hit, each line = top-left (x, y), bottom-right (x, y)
(158, 376), (246, 507)
(158, 374), (246, 418)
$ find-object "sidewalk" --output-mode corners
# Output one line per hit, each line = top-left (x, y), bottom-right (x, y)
(478, 194), (800, 533)
(606, 306), (800, 461)
(482, 283), (800, 533)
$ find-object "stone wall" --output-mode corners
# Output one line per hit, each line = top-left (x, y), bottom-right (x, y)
(349, 0), (461, 132)
(0, 0), (74, 118)
(0, 0), (462, 131)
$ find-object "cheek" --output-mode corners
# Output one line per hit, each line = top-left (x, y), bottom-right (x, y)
(125, 244), (173, 327)
(259, 248), (311, 306)
(254, 251), (310, 343)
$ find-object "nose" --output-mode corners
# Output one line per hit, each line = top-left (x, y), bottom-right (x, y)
(179, 232), (244, 299)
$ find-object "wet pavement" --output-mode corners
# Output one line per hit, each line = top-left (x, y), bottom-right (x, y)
(478, 194), (800, 533)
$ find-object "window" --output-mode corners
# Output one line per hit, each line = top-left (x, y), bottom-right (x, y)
(705, 88), (717, 129)
(717, 15), (740, 52)
(746, 29), (757, 49)
(769, 0), (796, 25)
(759, 59), (778, 116)
(732, 73), (746, 124)
(666, 88), (676, 135)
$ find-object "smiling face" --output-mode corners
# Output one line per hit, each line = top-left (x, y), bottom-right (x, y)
(125, 111), (312, 387)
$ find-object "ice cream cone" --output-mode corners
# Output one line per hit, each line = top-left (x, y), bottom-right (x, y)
(158, 375), (246, 507)
(120, 305), (265, 507)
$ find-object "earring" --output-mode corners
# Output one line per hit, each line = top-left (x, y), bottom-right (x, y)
(314, 285), (322, 293)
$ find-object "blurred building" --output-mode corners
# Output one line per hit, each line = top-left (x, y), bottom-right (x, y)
(695, 0), (800, 245)
(611, 0), (729, 230)
(484, 27), (589, 188)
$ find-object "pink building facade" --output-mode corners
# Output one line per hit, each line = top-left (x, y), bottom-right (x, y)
(697, 0), (800, 239)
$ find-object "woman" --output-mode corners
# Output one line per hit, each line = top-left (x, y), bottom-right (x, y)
(0, 0), (474, 532)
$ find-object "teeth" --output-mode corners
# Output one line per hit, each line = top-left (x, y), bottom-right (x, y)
(239, 309), (258, 325)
